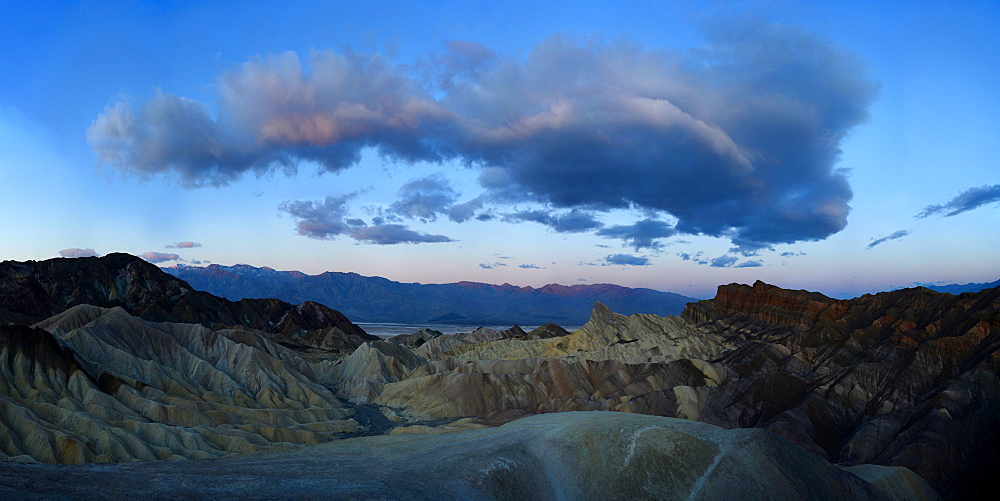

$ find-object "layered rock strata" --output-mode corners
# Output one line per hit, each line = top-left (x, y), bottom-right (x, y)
(0, 305), (360, 463)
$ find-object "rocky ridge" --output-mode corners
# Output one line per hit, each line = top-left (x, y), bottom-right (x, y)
(0, 254), (376, 353)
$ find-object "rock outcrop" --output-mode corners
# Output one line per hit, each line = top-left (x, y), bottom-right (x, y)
(0, 412), (937, 500)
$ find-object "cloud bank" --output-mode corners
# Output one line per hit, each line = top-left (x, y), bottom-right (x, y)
(917, 184), (1000, 218)
(90, 23), (877, 249)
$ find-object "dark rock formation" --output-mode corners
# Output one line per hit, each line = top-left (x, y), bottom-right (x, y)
(0, 254), (375, 352)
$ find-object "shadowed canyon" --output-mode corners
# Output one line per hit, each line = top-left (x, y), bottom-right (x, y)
(2, 254), (998, 499)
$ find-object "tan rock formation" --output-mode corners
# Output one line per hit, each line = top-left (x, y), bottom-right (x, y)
(0, 305), (360, 463)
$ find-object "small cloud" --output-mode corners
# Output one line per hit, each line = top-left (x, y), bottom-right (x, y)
(166, 241), (202, 249)
(518, 263), (544, 269)
(59, 248), (99, 258)
(141, 252), (180, 263)
(480, 262), (508, 269)
(596, 218), (675, 250)
(866, 230), (911, 249)
(350, 224), (454, 245)
(577, 277), (587, 282)
(710, 255), (738, 268)
(389, 174), (459, 222)
(603, 254), (650, 267)
(917, 184), (1000, 218)
(735, 260), (763, 268)
(280, 193), (454, 245)
(780, 251), (806, 257)
(497, 255), (512, 259)
(503, 209), (603, 233)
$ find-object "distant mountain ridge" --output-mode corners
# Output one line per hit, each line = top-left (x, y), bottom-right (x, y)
(923, 279), (1000, 295)
(163, 263), (698, 325)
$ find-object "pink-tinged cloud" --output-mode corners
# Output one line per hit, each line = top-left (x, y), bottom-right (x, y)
(90, 23), (877, 250)
(140, 252), (180, 263)
(166, 241), (202, 248)
(59, 248), (99, 258)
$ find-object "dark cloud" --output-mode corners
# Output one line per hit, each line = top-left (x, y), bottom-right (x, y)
(479, 262), (507, 269)
(141, 252), (180, 263)
(735, 260), (763, 268)
(710, 255), (739, 268)
(503, 209), (603, 233)
(604, 254), (650, 266)
(917, 184), (1000, 218)
(166, 241), (202, 249)
(518, 263), (544, 269)
(866, 230), (911, 249)
(90, 23), (876, 249)
(280, 193), (454, 245)
(597, 218), (675, 250)
(59, 248), (99, 258)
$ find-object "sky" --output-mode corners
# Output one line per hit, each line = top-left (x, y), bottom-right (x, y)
(1, 0), (998, 299)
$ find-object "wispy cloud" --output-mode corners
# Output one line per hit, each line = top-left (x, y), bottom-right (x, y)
(59, 248), (99, 258)
(735, 260), (763, 268)
(479, 262), (507, 269)
(518, 263), (544, 269)
(166, 241), (202, 249)
(866, 230), (911, 249)
(917, 184), (1000, 218)
(90, 22), (876, 250)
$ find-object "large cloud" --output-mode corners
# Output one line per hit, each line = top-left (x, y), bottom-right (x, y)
(917, 184), (1000, 218)
(90, 23), (877, 249)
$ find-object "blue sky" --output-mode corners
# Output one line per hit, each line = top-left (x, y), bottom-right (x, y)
(1, 0), (998, 299)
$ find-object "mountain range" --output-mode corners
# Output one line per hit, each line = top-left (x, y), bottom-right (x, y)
(163, 263), (697, 325)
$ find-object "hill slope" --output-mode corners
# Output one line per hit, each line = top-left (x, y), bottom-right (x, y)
(0, 253), (376, 352)
(163, 263), (697, 325)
